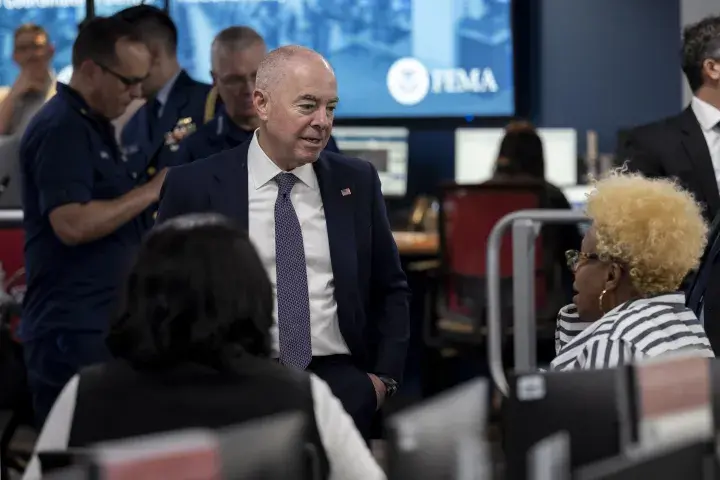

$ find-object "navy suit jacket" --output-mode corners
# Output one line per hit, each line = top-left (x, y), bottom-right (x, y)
(156, 140), (411, 381)
(120, 71), (212, 176)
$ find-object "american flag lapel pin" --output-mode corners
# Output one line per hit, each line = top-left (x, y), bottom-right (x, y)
(341, 187), (352, 196)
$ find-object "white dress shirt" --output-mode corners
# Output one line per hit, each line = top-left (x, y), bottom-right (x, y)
(691, 96), (720, 188)
(247, 131), (350, 357)
(23, 373), (386, 480)
(153, 69), (182, 118)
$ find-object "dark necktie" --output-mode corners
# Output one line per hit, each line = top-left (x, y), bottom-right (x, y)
(274, 173), (312, 369)
(147, 98), (161, 141)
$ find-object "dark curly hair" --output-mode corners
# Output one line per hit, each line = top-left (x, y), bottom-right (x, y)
(107, 213), (273, 370)
(682, 15), (720, 92)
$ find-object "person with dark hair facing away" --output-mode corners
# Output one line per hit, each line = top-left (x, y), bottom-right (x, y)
(19, 16), (166, 427)
(115, 6), (212, 222)
(23, 214), (386, 480)
(490, 125), (582, 301)
(622, 15), (720, 351)
(175, 25), (340, 166)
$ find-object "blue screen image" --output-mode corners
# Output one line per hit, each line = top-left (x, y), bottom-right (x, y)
(0, 0), (163, 86)
(0, 0), (515, 119)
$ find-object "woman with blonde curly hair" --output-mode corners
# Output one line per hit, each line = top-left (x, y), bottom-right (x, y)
(551, 171), (715, 370)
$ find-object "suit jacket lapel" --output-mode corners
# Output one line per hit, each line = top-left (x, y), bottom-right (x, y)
(679, 107), (720, 214)
(211, 141), (250, 230)
(313, 154), (356, 312)
(144, 72), (194, 159)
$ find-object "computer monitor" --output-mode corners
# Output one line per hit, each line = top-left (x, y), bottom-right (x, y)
(455, 128), (578, 187)
(40, 413), (311, 480)
(561, 185), (592, 212)
(504, 368), (623, 480)
(386, 378), (490, 479)
(332, 127), (409, 197)
(40, 465), (91, 480)
(574, 440), (714, 480)
(217, 412), (311, 480)
(527, 432), (571, 480)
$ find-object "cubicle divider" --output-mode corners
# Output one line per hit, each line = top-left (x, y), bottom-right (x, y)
(485, 209), (588, 396)
(0, 209), (25, 294)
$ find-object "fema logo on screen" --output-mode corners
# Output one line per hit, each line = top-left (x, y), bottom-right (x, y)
(386, 57), (430, 106)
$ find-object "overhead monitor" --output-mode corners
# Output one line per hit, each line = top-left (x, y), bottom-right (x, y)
(0, 0), (162, 87)
(332, 126), (408, 197)
(1, 0), (516, 119)
(173, 0), (515, 119)
(455, 127), (578, 187)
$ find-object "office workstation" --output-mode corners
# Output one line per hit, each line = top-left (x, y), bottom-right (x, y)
(0, 0), (714, 479)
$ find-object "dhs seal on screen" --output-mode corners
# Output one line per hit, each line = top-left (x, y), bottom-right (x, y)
(386, 57), (499, 106)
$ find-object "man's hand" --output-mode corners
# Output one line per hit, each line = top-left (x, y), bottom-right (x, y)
(10, 70), (45, 98)
(144, 168), (169, 202)
(367, 373), (386, 410)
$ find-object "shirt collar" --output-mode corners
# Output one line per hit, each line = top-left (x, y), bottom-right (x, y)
(691, 96), (720, 132)
(604, 291), (686, 317)
(55, 83), (116, 143)
(56, 83), (103, 121)
(248, 130), (318, 191)
(155, 69), (182, 108)
(220, 108), (252, 144)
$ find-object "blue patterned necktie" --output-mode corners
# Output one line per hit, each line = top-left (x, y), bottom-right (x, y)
(274, 173), (313, 369)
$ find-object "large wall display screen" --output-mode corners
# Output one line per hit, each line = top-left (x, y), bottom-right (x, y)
(0, 0), (515, 119)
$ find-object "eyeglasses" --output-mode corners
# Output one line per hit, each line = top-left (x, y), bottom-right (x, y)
(565, 249), (600, 272)
(213, 72), (255, 89)
(96, 61), (146, 87)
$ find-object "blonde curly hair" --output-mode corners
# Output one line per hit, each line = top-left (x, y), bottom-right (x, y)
(586, 170), (708, 296)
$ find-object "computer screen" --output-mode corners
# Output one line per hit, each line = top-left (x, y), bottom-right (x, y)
(527, 432), (571, 480)
(1, 0), (516, 119)
(332, 126), (408, 197)
(562, 185), (591, 211)
(504, 369), (623, 480)
(386, 378), (490, 480)
(455, 127), (578, 187)
(574, 440), (713, 480)
(0, 0), (163, 87)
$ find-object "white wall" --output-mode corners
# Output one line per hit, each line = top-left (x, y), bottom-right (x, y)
(681, 0), (720, 105)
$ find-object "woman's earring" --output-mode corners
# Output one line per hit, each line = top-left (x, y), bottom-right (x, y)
(598, 289), (607, 315)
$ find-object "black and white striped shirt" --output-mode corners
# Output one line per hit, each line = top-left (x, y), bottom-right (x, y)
(550, 292), (714, 371)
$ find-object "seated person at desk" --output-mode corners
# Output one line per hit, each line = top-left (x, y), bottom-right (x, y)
(24, 214), (385, 480)
(487, 124), (582, 298)
(551, 171), (714, 370)
(174, 25), (339, 166)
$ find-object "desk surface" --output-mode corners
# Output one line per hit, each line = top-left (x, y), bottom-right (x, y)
(393, 231), (439, 256)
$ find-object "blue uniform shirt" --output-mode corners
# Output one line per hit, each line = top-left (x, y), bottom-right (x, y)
(174, 108), (342, 165)
(20, 83), (145, 341)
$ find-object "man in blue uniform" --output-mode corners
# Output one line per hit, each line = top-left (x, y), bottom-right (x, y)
(175, 26), (340, 166)
(116, 6), (212, 183)
(20, 17), (168, 426)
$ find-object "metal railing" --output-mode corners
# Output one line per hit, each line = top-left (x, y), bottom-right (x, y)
(486, 209), (588, 396)
(0, 209), (22, 228)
